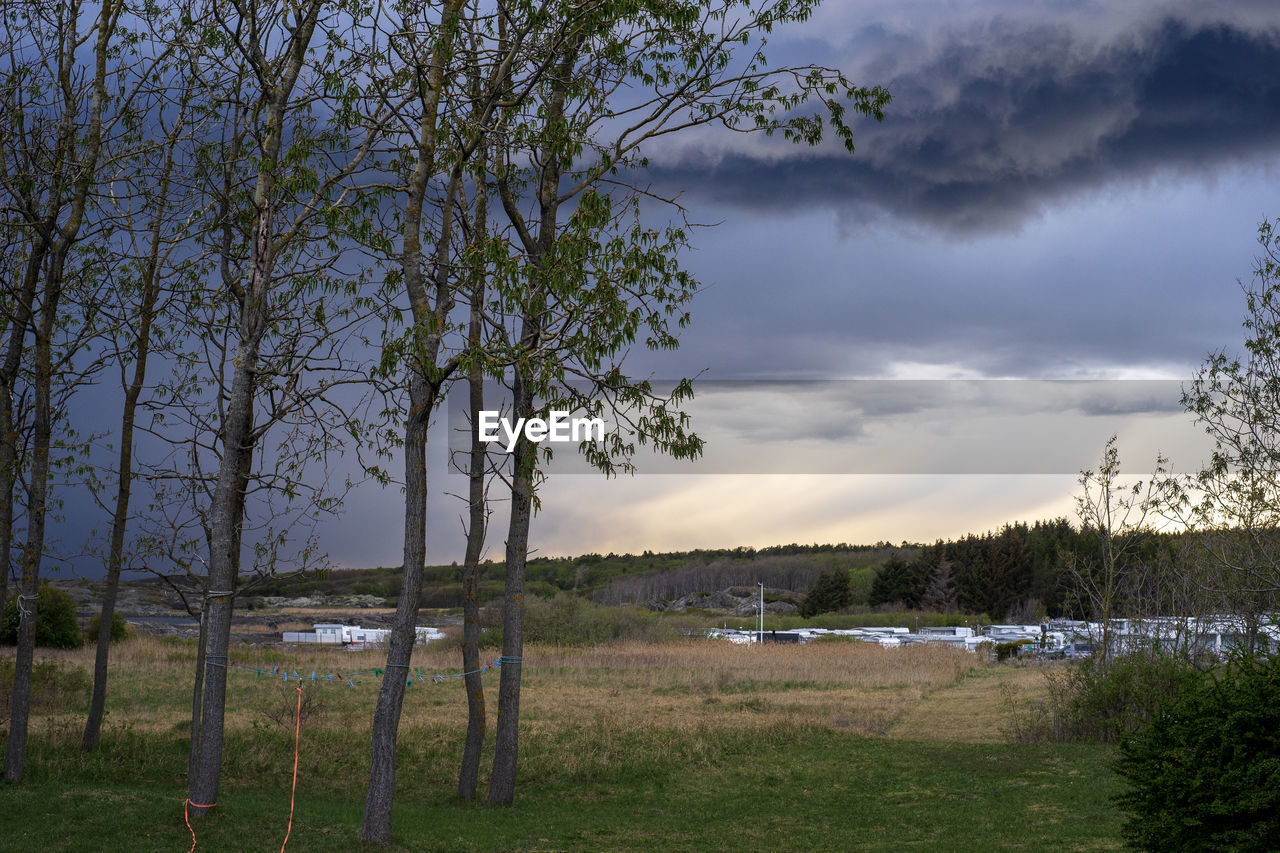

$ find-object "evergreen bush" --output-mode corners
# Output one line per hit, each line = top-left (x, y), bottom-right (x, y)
(1115, 652), (1280, 852)
(86, 610), (130, 644)
(799, 570), (851, 617)
(1, 584), (83, 649)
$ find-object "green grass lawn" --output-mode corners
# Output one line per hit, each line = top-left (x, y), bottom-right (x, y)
(0, 638), (1126, 851)
(1, 729), (1121, 851)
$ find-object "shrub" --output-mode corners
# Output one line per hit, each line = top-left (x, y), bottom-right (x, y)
(86, 610), (130, 644)
(522, 595), (683, 645)
(0, 657), (93, 722)
(1000, 680), (1055, 743)
(1114, 652), (1280, 852)
(0, 584), (83, 648)
(255, 684), (327, 731)
(1048, 652), (1202, 743)
(353, 580), (386, 597)
(994, 641), (1026, 662)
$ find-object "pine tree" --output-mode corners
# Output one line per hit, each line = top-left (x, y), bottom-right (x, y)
(800, 571), (852, 617)
(920, 558), (958, 613)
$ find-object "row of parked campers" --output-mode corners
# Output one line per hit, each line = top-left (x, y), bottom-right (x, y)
(294, 624), (445, 645)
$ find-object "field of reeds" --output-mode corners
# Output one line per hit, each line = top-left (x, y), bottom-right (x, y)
(0, 633), (1125, 851)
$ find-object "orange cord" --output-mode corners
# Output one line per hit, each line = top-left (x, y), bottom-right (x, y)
(184, 684), (303, 852)
(184, 798), (215, 852)
(280, 685), (302, 852)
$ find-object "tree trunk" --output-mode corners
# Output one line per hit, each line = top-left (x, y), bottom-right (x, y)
(4, 264), (60, 783)
(457, 273), (488, 800)
(81, 324), (146, 749)
(485, 51), (568, 803)
(83, 112), (176, 751)
(187, 341), (258, 813)
(361, 7), (466, 826)
(3, 0), (116, 776)
(0, 243), (44, 612)
(488, 374), (534, 806)
(188, 605), (208, 790)
(361, 376), (433, 843)
(187, 1), (324, 812)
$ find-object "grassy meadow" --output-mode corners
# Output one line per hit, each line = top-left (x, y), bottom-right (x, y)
(0, 633), (1126, 851)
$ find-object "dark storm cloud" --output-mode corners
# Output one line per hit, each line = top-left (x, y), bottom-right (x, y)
(653, 16), (1280, 233)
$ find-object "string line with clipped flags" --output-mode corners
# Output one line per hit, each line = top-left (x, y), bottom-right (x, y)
(181, 651), (512, 843)
(201, 656), (508, 688)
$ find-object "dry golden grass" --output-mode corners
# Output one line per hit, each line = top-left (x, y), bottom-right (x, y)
(516, 640), (979, 735)
(5, 636), (998, 744)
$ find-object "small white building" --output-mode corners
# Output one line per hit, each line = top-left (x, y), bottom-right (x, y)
(415, 626), (446, 643)
(343, 626), (390, 645)
(314, 624), (345, 644)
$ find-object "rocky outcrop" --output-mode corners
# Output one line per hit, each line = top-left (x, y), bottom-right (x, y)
(259, 593), (387, 609)
(652, 587), (800, 615)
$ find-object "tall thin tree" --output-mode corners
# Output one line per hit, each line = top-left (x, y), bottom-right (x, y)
(2, 0), (126, 783)
(187, 0), (383, 814)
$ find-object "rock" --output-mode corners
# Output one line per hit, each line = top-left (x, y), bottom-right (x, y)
(331, 594), (387, 608)
(704, 590), (742, 610)
(648, 586), (801, 616)
(262, 595), (327, 608)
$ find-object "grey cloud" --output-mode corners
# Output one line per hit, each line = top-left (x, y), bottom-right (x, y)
(652, 16), (1280, 233)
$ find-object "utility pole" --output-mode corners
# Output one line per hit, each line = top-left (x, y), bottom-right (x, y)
(759, 581), (765, 645)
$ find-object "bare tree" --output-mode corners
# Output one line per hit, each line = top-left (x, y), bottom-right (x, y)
(1066, 435), (1160, 665)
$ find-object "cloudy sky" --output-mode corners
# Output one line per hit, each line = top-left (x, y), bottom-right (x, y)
(280, 0), (1280, 569)
(48, 0), (1280, 576)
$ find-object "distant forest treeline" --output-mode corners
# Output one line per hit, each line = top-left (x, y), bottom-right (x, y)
(241, 524), (1187, 622)
(245, 542), (908, 609)
(582, 520), (1182, 622)
(865, 519), (1171, 622)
